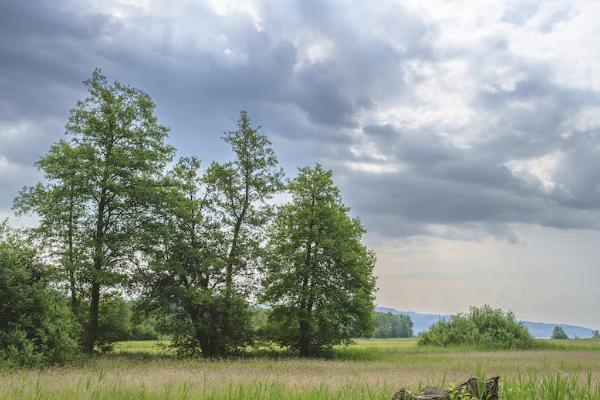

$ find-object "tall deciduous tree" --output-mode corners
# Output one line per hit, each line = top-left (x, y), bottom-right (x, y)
(139, 157), (236, 357)
(262, 165), (376, 357)
(14, 142), (88, 312)
(15, 69), (173, 353)
(205, 111), (283, 348)
(141, 112), (282, 357)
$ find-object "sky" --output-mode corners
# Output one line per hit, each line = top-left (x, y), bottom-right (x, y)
(1, 0), (599, 328)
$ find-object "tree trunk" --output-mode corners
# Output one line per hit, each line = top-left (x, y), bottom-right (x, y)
(190, 309), (218, 359)
(69, 270), (77, 312)
(298, 318), (311, 357)
(84, 282), (100, 353)
(298, 194), (316, 358)
(67, 186), (78, 312)
(84, 190), (107, 354)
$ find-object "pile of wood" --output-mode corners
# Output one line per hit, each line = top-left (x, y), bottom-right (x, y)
(392, 377), (499, 400)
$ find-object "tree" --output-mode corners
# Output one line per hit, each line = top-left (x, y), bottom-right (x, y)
(140, 112), (282, 358)
(15, 69), (173, 353)
(139, 156), (237, 357)
(203, 111), (283, 352)
(261, 165), (376, 357)
(373, 312), (413, 338)
(551, 326), (568, 340)
(14, 143), (88, 313)
(0, 222), (79, 366)
(593, 330), (600, 339)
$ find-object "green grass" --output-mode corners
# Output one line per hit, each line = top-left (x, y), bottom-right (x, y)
(3, 338), (600, 399)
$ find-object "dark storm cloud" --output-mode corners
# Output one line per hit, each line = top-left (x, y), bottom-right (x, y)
(1, 0), (600, 239)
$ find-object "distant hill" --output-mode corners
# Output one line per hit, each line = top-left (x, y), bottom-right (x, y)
(375, 307), (596, 338)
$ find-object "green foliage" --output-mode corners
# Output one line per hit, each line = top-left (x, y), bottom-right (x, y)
(8, 70), (383, 362)
(14, 69), (174, 353)
(128, 302), (160, 341)
(373, 312), (413, 338)
(418, 305), (534, 349)
(140, 113), (282, 358)
(0, 222), (79, 366)
(261, 165), (377, 357)
(551, 326), (568, 340)
(95, 296), (131, 351)
(594, 330), (600, 339)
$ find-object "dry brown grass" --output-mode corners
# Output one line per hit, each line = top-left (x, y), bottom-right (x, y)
(2, 339), (600, 395)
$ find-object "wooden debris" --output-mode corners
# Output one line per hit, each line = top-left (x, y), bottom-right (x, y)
(392, 377), (499, 400)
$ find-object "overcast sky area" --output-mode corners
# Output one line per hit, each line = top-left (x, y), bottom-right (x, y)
(1, 0), (600, 328)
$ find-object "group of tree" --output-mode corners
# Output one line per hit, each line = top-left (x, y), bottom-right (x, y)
(551, 326), (568, 340)
(0, 70), (376, 365)
(418, 305), (535, 350)
(372, 312), (413, 338)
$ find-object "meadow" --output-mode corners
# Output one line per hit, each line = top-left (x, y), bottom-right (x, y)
(2, 339), (600, 399)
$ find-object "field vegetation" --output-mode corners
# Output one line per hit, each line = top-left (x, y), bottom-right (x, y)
(3, 339), (600, 399)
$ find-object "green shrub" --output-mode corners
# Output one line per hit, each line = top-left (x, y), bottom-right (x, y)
(418, 305), (534, 349)
(0, 222), (79, 366)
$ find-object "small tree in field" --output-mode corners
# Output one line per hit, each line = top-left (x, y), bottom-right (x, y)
(593, 330), (600, 339)
(261, 165), (376, 357)
(551, 326), (568, 340)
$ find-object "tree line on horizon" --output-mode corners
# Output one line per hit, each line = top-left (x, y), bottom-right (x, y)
(0, 69), (377, 364)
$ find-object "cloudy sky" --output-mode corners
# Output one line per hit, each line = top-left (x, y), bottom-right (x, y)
(1, 0), (600, 328)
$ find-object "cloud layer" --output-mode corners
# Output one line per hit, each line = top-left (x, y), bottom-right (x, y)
(2, 0), (600, 325)
(3, 0), (600, 239)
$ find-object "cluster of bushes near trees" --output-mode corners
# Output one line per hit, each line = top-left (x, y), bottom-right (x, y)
(0, 70), (377, 365)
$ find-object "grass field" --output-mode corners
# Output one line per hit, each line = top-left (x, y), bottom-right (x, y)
(2, 339), (600, 399)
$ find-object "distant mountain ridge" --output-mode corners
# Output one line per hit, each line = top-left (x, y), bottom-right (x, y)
(375, 306), (596, 339)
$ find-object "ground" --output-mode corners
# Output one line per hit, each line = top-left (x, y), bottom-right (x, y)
(2, 339), (600, 399)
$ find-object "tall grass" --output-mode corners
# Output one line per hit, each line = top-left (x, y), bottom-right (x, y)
(2, 374), (600, 399)
(3, 339), (600, 399)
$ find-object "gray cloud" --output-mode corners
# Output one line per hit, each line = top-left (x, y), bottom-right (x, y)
(1, 0), (600, 243)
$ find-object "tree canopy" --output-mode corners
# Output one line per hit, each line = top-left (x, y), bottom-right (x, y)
(261, 165), (376, 357)
(7, 69), (377, 361)
(15, 69), (174, 353)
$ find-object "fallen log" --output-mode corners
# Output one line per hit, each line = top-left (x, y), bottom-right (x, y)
(392, 376), (499, 400)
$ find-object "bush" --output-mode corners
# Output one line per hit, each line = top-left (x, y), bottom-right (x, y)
(0, 222), (79, 366)
(418, 305), (534, 349)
